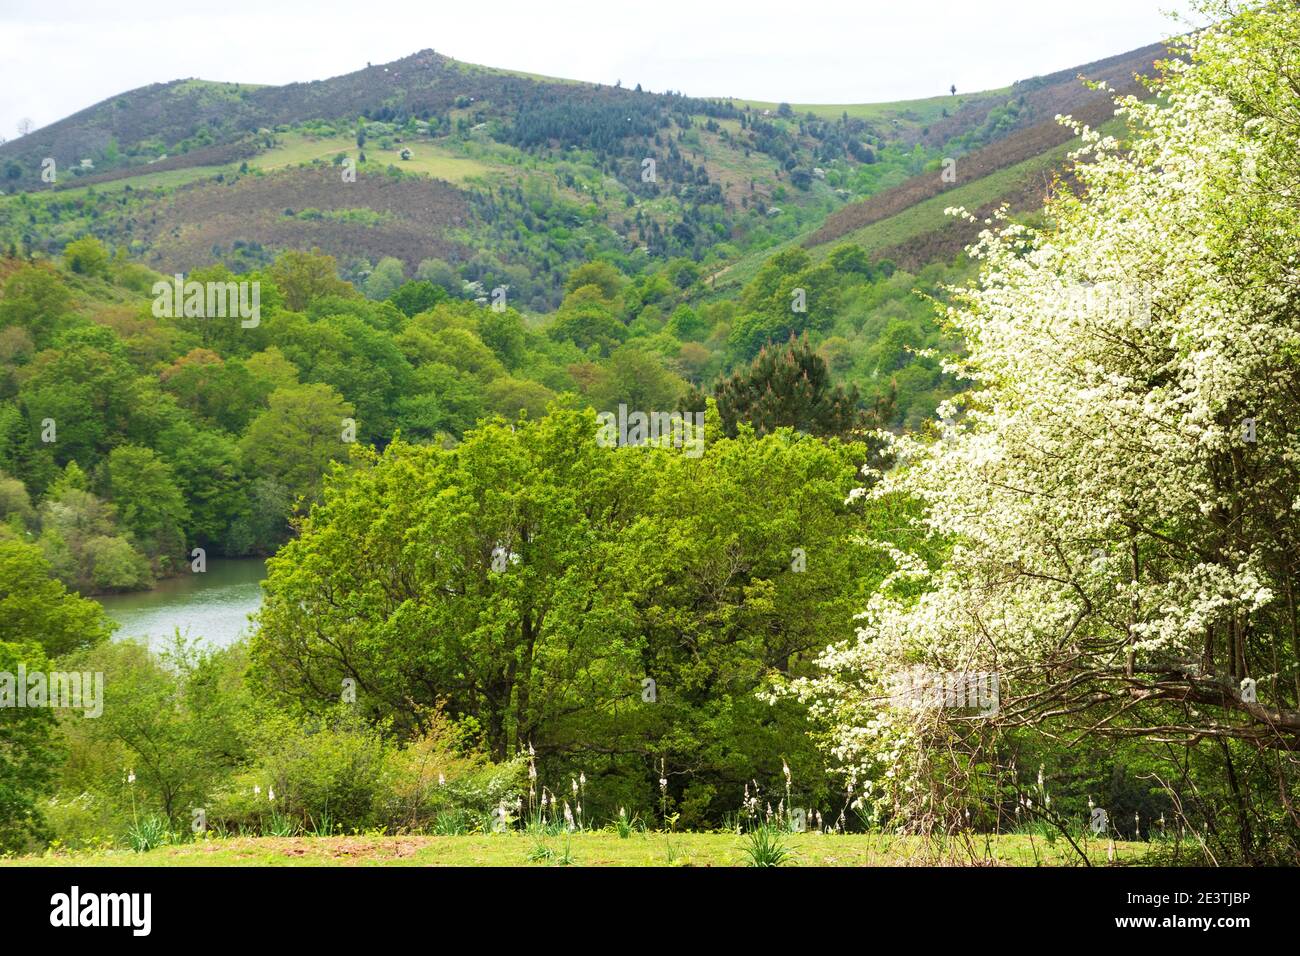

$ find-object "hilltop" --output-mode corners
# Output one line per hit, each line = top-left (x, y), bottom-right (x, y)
(0, 41), (1170, 309)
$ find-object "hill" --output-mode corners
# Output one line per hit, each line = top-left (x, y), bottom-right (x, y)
(0, 41), (1170, 310)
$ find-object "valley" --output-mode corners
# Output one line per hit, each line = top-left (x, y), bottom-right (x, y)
(3, 0), (1294, 883)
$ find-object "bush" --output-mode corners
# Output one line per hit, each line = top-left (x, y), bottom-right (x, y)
(381, 711), (526, 831)
(207, 705), (525, 835)
(62, 237), (110, 278)
(42, 793), (122, 851)
(209, 707), (392, 833)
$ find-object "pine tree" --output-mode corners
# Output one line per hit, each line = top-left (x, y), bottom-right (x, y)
(707, 334), (885, 438)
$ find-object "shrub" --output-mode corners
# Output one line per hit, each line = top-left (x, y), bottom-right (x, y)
(42, 793), (122, 851)
(210, 707), (392, 833)
(208, 705), (525, 835)
(380, 708), (526, 831)
(62, 237), (110, 278)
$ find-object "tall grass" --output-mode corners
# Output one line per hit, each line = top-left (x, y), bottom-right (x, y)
(741, 826), (791, 867)
(126, 815), (171, 853)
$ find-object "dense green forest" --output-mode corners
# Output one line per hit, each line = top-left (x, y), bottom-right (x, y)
(0, 231), (959, 846)
(0, 235), (959, 591)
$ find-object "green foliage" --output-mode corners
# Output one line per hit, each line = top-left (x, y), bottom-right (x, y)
(0, 535), (115, 654)
(712, 335), (876, 438)
(363, 256), (407, 301)
(267, 249), (354, 312)
(238, 384), (355, 504)
(585, 345), (687, 411)
(565, 261), (625, 301)
(212, 707), (394, 832)
(666, 305), (708, 342)
(477, 307), (527, 369)
(3, 25), (1288, 859)
(251, 408), (871, 825)
(100, 445), (189, 569)
(740, 825), (791, 867)
(726, 248), (840, 363)
(388, 280), (447, 317)
(0, 640), (60, 851)
(39, 792), (119, 851)
(0, 265), (72, 348)
(702, 246), (966, 430)
(0, 471), (36, 529)
(45, 635), (527, 843)
(415, 258), (459, 293)
(126, 815), (172, 853)
(484, 376), (556, 420)
(0, 221), (960, 583)
(19, 339), (167, 472)
(62, 237), (111, 279)
(153, 422), (247, 551)
(61, 638), (248, 827)
(793, 0), (1300, 863)
(547, 293), (627, 355)
(36, 466), (154, 594)
(613, 807), (642, 838)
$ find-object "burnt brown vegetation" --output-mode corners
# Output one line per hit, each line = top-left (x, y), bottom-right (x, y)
(136, 166), (472, 274)
(804, 76), (1151, 252)
(918, 41), (1169, 148)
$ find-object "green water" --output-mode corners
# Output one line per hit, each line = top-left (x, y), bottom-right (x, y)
(97, 557), (267, 649)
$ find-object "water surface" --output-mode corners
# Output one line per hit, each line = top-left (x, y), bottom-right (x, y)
(97, 557), (267, 648)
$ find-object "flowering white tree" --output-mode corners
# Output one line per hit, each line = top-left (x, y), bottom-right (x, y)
(792, 0), (1300, 852)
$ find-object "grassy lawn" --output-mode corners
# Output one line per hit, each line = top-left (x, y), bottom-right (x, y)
(7, 831), (1151, 867)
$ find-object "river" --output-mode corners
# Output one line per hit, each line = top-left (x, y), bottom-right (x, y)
(96, 557), (268, 649)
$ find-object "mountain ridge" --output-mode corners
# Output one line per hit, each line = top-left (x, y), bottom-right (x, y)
(0, 38), (1171, 314)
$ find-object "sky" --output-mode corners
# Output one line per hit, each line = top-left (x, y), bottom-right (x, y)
(0, 0), (1204, 140)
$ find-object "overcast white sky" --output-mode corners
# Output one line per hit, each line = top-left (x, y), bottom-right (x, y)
(1, 0), (1203, 140)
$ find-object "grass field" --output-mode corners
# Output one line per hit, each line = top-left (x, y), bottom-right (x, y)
(704, 113), (1126, 295)
(819, 151), (1061, 257)
(735, 89), (1012, 126)
(702, 146), (1018, 293)
(8, 832), (1152, 867)
(24, 164), (240, 198)
(10, 131), (496, 203)
(818, 114), (1131, 257)
(250, 132), (493, 183)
